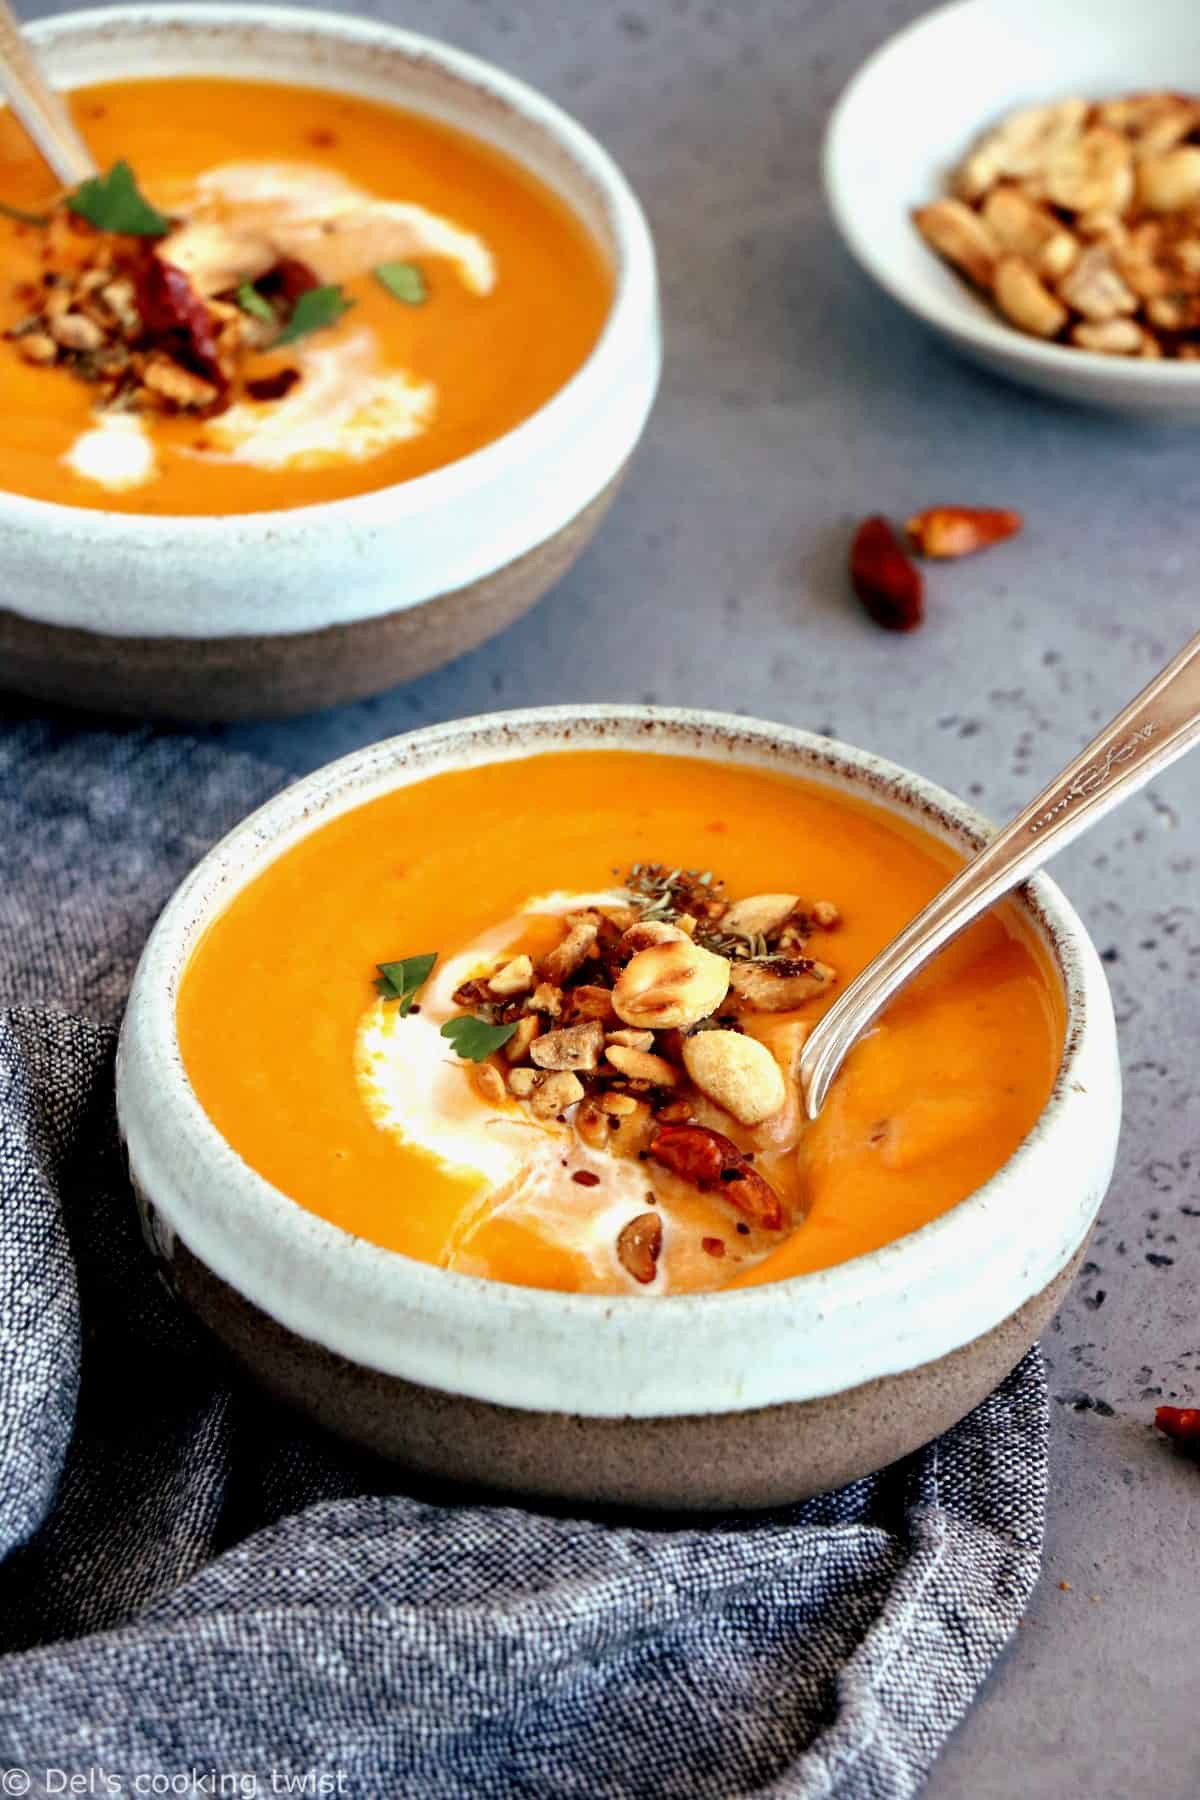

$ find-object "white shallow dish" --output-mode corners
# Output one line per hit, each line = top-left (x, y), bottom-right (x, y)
(824, 0), (1200, 418)
(117, 707), (1121, 1508)
(0, 6), (660, 718)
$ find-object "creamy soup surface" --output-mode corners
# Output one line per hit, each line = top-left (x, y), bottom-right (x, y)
(177, 751), (1066, 1297)
(0, 77), (611, 513)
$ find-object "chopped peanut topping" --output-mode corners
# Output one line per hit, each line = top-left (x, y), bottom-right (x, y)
(682, 1030), (787, 1126)
(612, 939), (731, 1031)
(916, 91), (1200, 359)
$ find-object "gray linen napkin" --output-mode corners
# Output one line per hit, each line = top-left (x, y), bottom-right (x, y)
(0, 708), (1047, 1800)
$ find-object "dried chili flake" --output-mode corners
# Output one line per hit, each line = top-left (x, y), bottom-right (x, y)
(134, 254), (225, 387)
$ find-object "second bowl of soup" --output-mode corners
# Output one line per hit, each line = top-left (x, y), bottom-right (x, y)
(0, 6), (658, 718)
(117, 707), (1121, 1508)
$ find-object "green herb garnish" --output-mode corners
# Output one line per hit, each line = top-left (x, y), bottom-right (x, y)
(374, 260), (427, 305)
(440, 1015), (518, 1062)
(275, 284), (355, 345)
(0, 199), (52, 226)
(374, 952), (437, 1016)
(236, 282), (277, 324)
(67, 161), (170, 237)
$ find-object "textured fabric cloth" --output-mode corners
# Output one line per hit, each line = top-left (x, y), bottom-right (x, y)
(0, 708), (1047, 1800)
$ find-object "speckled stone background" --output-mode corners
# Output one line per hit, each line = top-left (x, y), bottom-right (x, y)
(21, 0), (1200, 1793)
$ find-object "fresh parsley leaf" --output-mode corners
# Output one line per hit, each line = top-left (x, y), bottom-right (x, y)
(0, 199), (51, 226)
(67, 161), (170, 237)
(374, 952), (437, 1016)
(275, 284), (355, 345)
(236, 282), (277, 324)
(374, 260), (427, 305)
(440, 1015), (518, 1062)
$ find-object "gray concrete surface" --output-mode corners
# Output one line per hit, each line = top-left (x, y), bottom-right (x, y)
(26, 0), (1200, 1792)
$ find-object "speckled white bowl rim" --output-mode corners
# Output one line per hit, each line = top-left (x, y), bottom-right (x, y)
(2, 5), (660, 636)
(823, 0), (1200, 409)
(116, 706), (1121, 1418)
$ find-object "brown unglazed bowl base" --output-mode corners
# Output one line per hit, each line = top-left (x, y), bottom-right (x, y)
(171, 1240), (1085, 1512)
(0, 472), (623, 723)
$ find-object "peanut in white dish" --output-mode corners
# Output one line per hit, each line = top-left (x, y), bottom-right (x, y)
(915, 91), (1200, 358)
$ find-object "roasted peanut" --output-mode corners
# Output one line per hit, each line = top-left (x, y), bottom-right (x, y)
(617, 918), (688, 959)
(527, 982), (564, 1018)
(570, 984), (617, 1022)
(1037, 230), (1081, 282)
(682, 1030), (786, 1126)
(1056, 245), (1138, 321)
(1147, 291), (1200, 331)
(1070, 318), (1148, 355)
(980, 185), (1060, 257)
(612, 939), (731, 1031)
(488, 954), (534, 997)
(605, 1044), (679, 1086)
(15, 331), (57, 365)
(470, 1062), (507, 1106)
(721, 894), (800, 940)
(912, 200), (997, 289)
(504, 1014), (541, 1063)
(953, 100), (1087, 200)
(1137, 147), (1200, 213)
(1044, 128), (1133, 216)
(993, 255), (1069, 338)
(530, 1019), (605, 1072)
(49, 311), (104, 352)
(606, 1027), (655, 1051)
(528, 1070), (585, 1119)
(541, 916), (599, 984)
(728, 956), (834, 1011)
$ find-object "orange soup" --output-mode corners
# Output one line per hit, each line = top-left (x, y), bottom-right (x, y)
(0, 77), (611, 514)
(176, 751), (1065, 1297)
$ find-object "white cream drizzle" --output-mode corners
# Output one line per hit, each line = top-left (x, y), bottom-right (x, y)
(206, 330), (435, 470)
(355, 889), (679, 1293)
(61, 160), (495, 491)
(63, 412), (158, 491)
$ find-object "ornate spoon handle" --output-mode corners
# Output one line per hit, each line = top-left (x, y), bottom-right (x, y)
(0, 0), (95, 186)
(799, 629), (1200, 1119)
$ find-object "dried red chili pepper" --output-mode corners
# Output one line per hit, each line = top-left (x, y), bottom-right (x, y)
(906, 506), (1024, 559)
(1155, 1405), (1200, 1446)
(262, 256), (321, 304)
(649, 1124), (784, 1231)
(134, 254), (225, 387)
(246, 367), (301, 403)
(850, 515), (924, 632)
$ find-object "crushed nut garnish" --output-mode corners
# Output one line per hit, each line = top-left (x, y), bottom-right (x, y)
(375, 860), (848, 1282)
(2, 174), (356, 416)
(915, 92), (1200, 359)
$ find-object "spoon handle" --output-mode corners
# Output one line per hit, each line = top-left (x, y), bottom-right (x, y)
(0, 0), (95, 186)
(799, 629), (1200, 1119)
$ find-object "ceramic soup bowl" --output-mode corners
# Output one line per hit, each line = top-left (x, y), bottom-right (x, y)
(825, 0), (1200, 418)
(116, 707), (1120, 1509)
(0, 6), (659, 721)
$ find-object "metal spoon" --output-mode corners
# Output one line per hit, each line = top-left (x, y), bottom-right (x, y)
(799, 628), (1200, 1119)
(0, 0), (95, 186)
